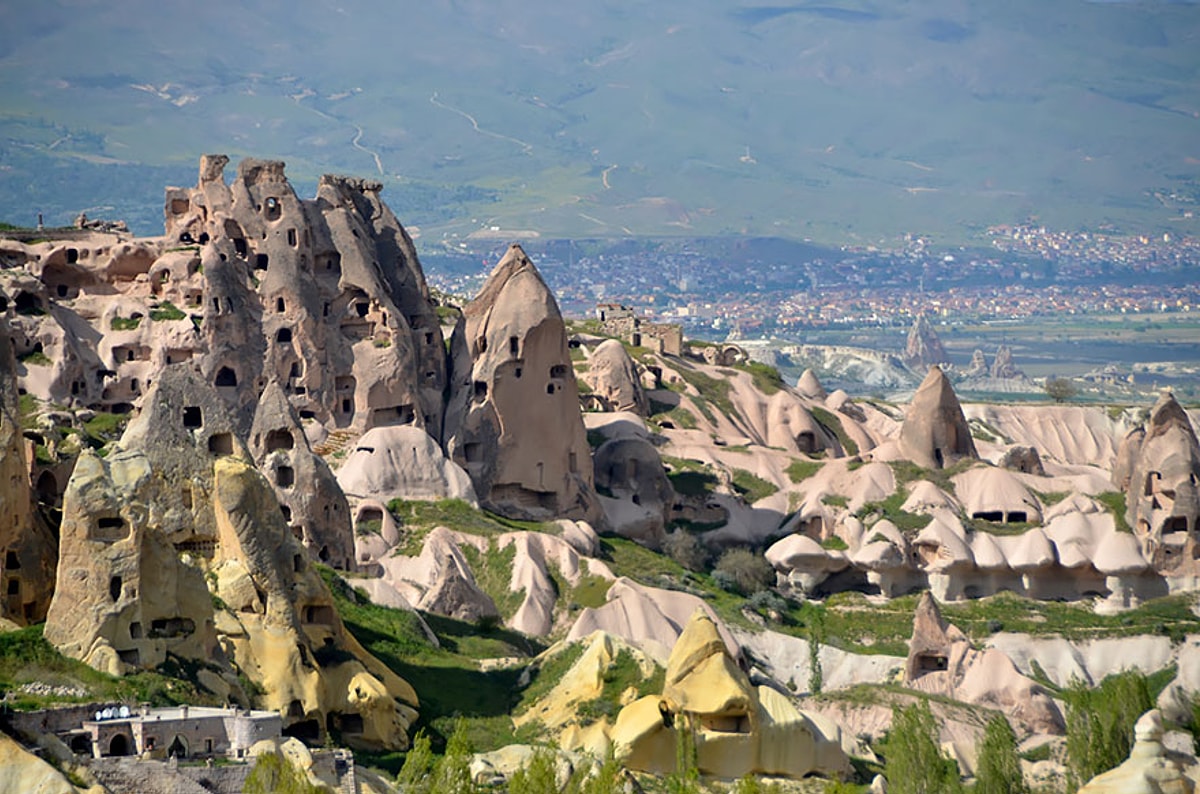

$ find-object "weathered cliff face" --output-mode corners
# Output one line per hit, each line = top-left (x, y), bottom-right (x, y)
(0, 316), (57, 626)
(447, 244), (598, 522)
(1127, 392), (1200, 540)
(248, 382), (354, 570)
(43, 367), (417, 751)
(899, 366), (978, 470)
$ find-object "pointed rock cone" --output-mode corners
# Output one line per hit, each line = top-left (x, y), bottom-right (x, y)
(899, 366), (977, 469)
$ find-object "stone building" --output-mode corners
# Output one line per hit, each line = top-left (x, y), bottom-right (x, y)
(73, 705), (280, 759)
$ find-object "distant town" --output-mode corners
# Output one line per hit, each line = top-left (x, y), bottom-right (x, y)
(426, 224), (1200, 339)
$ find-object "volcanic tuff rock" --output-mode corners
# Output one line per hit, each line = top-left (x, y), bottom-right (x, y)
(593, 435), (675, 548)
(610, 610), (850, 780)
(581, 338), (650, 415)
(1076, 709), (1194, 793)
(0, 317), (57, 625)
(1126, 392), (1200, 540)
(902, 314), (949, 372)
(249, 381), (354, 570)
(899, 366), (978, 470)
(43, 366), (418, 750)
(447, 244), (599, 522)
(990, 344), (1023, 380)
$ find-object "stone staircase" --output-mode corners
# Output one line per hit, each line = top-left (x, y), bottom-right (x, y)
(313, 428), (358, 458)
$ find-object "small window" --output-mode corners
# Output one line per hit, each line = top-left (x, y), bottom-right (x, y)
(287, 228), (297, 247)
(109, 576), (122, 602)
(264, 196), (282, 221)
(275, 328), (293, 344)
(266, 429), (294, 451)
(208, 433), (233, 455)
(277, 297), (286, 313)
(214, 367), (238, 387)
(276, 466), (295, 488)
(254, 253), (269, 271)
(509, 336), (519, 355)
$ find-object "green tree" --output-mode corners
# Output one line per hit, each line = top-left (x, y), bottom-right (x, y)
(883, 701), (962, 794)
(432, 718), (479, 794)
(712, 548), (774, 595)
(666, 716), (702, 794)
(808, 607), (826, 695)
(244, 750), (322, 794)
(1044, 377), (1079, 403)
(508, 747), (560, 794)
(974, 715), (1028, 794)
(396, 729), (434, 793)
(567, 751), (625, 794)
(1064, 671), (1152, 789)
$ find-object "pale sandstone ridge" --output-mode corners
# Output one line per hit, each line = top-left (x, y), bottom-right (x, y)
(0, 316), (57, 625)
(448, 244), (598, 521)
(43, 367), (418, 751)
(608, 609), (849, 781)
(899, 366), (978, 469)
(1076, 709), (1194, 793)
(903, 314), (949, 372)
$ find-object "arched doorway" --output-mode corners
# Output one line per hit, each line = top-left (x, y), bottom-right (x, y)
(167, 735), (189, 759)
(108, 733), (132, 756)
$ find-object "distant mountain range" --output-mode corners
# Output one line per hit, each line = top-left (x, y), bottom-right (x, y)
(1, 0), (1198, 247)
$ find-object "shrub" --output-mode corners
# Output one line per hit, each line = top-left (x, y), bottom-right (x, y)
(1063, 671), (1152, 789)
(507, 748), (559, 794)
(149, 301), (186, 321)
(974, 715), (1028, 794)
(883, 701), (962, 794)
(664, 530), (709, 572)
(1044, 377), (1079, 403)
(244, 750), (322, 794)
(396, 729), (434, 793)
(712, 549), (774, 595)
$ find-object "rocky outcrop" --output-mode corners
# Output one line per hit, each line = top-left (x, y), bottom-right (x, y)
(0, 733), (80, 794)
(249, 382), (354, 570)
(990, 345), (1023, 379)
(899, 366), (978, 470)
(610, 610), (850, 780)
(795, 368), (828, 400)
(1126, 392), (1200, 541)
(1076, 709), (1193, 793)
(904, 592), (1062, 735)
(581, 339), (649, 415)
(593, 436), (674, 548)
(44, 366), (418, 751)
(962, 349), (988, 379)
(0, 316), (57, 625)
(447, 244), (598, 522)
(902, 314), (948, 372)
(336, 426), (477, 505)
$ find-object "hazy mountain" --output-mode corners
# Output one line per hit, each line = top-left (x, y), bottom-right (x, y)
(1, 0), (1198, 245)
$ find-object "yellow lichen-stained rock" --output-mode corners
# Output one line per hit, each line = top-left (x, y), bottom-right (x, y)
(0, 316), (57, 625)
(515, 631), (657, 734)
(44, 366), (418, 751)
(1076, 709), (1193, 794)
(609, 609), (850, 781)
(0, 732), (83, 794)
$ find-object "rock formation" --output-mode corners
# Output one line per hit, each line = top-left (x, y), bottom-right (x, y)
(962, 349), (988, 379)
(43, 366), (418, 750)
(592, 436), (674, 548)
(0, 316), (57, 625)
(248, 382), (354, 570)
(1126, 392), (1200, 541)
(1076, 709), (1193, 793)
(904, 592), (1062, 735)
(902, 314), (949, 372)
(795, 368), (828, 400)
(336, 425), (477, 505)
(989, 345), (1023, 379)
(447, 244), (598, 521)
(609, 609), (850, 780)
(899, 366), (978, 469)
(581, 339), (649, 415)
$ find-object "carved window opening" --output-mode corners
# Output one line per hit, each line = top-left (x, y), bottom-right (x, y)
(287, 228), (297, 247)
(509, 336), (519, 355)
(214, 367), (238, 387)
(5, 551), (18, 570)
(254, 253), (269, 271)
(264, 197), (282, 221)
(208, 432), (233, 455)
(276, 466), (295, 488)
(275, 327), (293, 344)
(266, 429), (294, 452)
(183, 406), (202, 428)
(109, 576), (122, 602)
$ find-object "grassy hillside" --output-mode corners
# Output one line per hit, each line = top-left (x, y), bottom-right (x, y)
(1, 1), (1197, 244)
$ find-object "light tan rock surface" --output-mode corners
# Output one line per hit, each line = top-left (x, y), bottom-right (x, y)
(447, 244), (598, 522)
(336, 425), (477, 505)
(43, 367), (418, 751)
(610, 610), (850, 780)
(1127, 392), (1200, 540)
(899, 366), (977, 469)
(0, 316), (57, 625)
(582, 339), (650, 415)
(1076, 709), (1193, 793)
(0, 732), (84, 794)
(593, 435), (674, 548)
